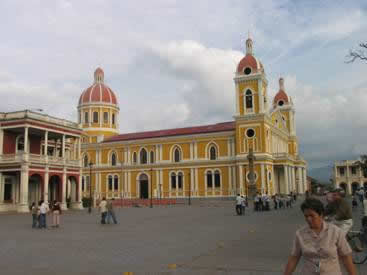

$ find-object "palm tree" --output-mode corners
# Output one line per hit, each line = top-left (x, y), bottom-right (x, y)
(354, 155), (367, 177)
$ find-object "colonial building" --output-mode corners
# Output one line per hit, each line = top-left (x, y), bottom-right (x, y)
(0, 110), (83, 212)
(79, 37), (307, 201)
(334, 160), (367, 194)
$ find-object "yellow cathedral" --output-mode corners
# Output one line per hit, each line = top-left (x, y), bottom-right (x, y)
(78, 38), (307, 201)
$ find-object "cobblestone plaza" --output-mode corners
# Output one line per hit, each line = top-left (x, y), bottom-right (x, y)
(0, 199), (366, 274)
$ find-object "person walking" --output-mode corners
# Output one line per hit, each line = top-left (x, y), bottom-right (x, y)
(235, 194), (242, 215)
(284, 198), (356, 275)
(30, 202), (38, 228)
(106, 198), (118, 224)
(241, 195), (246, 216)
(99, 197), (108, 224)
(51, 200), (62, 228)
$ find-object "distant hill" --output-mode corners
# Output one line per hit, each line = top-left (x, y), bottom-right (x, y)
(308, 166), (333, 184)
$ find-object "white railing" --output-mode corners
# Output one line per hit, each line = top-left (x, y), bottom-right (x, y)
(0, 153), (80, 167)
(0, 110), (79, 128)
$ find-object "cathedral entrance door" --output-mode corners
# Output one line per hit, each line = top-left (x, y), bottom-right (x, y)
(139, 174), (149, 199)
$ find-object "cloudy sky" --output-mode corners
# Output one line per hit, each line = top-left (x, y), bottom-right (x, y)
(0, 0), (366, 169)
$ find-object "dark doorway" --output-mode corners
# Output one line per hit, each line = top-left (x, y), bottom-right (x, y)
(140, 181), (148, 199)
(352, 182), (359, 195)
(339, 183), (347, 194)
(49, 175), (61, 202)
(4, 184), (12, 202)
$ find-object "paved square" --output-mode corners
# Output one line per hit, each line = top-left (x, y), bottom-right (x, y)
(0, 199), (366, 274)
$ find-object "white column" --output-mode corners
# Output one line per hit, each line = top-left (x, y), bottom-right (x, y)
(190, 142), (194, 160)
(194, 168), (198, 196)
(78, 170), (82, 203)
(62, 134), (66, 159)
(235, 86), (240, 116)
(303, 168), (307, 193)
(24, 127), (29, 153)
(228, 166), (232, 195)
(0, 128), (4, 155)
(292, 167), (296, 193)
(239, 165), (243, 194)
(297, 168), (303, 194)
(19, 164), (29, 212)
(0, 173), (3, 203)
(261, 164), (265, 194)
(284, 165), (289, 194)
(44, 169), (49, 202)
(99, 107), (102, 127)
(61, 169), (67, 210)
(78, 138), (81, 161)
(190, 168), (194, 197)
(194, 142), (198, 159)
(258, 79), (264, 113)
(232, 166), (237, 196)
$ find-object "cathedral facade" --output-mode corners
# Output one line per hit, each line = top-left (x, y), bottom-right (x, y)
(79, 38), (307, 201)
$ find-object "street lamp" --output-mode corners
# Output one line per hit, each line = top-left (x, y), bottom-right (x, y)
(150, 168), (153, 208)
(88, 162), (93, 213)
(188, 172), (191, 205)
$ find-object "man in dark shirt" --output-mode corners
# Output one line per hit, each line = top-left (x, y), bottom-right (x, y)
(325, 188), (353, 234)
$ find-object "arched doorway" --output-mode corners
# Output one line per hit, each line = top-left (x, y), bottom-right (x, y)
(49, 175), (61, 202)
(339, 183), (347, 194)
(28, 174), (42, 204)
(139, 174), (149, 199)
(352, 182), (360, 195)
(364, 182), (367, 190)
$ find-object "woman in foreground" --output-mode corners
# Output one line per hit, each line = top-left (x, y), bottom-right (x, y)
(284, 198), (356, 275)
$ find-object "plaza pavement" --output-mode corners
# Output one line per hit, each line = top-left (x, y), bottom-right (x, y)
(0, 197), (366, 275)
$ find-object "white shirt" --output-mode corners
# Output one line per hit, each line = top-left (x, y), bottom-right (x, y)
(236, 196), (242, 205)
(40, 202), (49, 214)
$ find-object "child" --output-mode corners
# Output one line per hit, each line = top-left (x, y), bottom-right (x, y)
(30, 202), (38, 228)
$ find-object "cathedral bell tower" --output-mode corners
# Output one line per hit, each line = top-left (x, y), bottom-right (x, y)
(234, 37), (268, 117)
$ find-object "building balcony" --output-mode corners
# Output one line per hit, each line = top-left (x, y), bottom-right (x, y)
(0, 153), (80, 167)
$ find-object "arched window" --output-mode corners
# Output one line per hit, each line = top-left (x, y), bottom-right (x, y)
(174, 148), (181, 162)
(93, 112), (98, 123)
(140, 148), (147, 164)
(108, 175), (113, 191)
(150, 151), (155, 163)
(177, 172), (183, 189)
(83, 155), (89, 168)
(114, 175), (119, 191)
(206, 171), (213, 188)
(111, 153), (117, 166)
(133, 152), (137, 164)
(209, 146), (217, 160)
(82, 176), (85, 192)
(214, 170), (221, 188)
(171, 172), (176, 189)
(17, 136), (25, 152)
(245, 90), (253, 109)
(103, 112), (109, 124)
(84, 112), (89, 123)
(112, 113), (115, 125)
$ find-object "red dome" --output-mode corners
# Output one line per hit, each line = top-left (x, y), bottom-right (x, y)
(273, 90), (289, 105)
(78, 83), (117, 105)
(78, 67), (118, 106)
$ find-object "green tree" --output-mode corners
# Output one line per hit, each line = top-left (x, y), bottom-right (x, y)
(354, 154), (367, 177)
(346, 43), (367, 63)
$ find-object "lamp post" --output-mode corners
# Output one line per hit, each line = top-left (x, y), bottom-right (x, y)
(88, 162), (93, 213)
(188, 172), (191, 205)
(150, 168), (153, 208)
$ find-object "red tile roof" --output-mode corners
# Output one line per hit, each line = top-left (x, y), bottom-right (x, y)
(103, 121), (235, 143)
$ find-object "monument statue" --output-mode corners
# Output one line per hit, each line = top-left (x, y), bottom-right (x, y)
(247, 147), (257, 199)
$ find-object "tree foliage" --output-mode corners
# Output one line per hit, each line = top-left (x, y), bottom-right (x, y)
(354, 155), (367, 177)
(346, 43), (367, 63)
